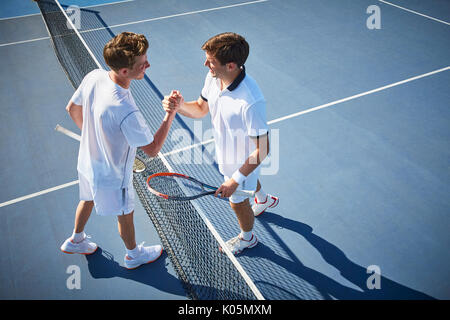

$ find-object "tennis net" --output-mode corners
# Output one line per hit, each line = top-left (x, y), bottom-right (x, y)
(36, 0), (263, 300)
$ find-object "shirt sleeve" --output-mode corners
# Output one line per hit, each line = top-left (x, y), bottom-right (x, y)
(200, 72), (213, 101)
(120, 111), (154, 148)
(70, 82), (84, 106)
(70, 70), (97, 105)
(243, 100), (269, 137)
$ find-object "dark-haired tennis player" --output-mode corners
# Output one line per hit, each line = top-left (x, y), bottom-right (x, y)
(61, 32), (179, 269)
(163, 32), (278, 255)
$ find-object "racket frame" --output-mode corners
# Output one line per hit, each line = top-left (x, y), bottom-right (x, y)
(146, 172), (255, 201)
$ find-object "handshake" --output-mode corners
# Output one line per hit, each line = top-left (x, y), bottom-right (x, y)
(162, 90), (183, 114)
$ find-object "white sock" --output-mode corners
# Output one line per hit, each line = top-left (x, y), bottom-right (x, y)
(127, 245), (140, 259)
(255, 189), (267, 203)
(240, 230), (253, 241)
(71, 230), (85, 243)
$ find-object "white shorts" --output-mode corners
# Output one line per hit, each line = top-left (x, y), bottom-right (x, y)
(79, 173), (135, 216)
(224, 168), (259, 204)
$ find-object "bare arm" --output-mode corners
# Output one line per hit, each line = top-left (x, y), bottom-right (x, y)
(163, 91), (209, 119)
(66, 101), (83, 130)
(140, 111), (177, 158)
(239, 133), (270, 176)
(178, 97), (209, 119)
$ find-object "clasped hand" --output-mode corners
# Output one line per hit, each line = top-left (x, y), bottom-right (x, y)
(162, 90), (183, 114)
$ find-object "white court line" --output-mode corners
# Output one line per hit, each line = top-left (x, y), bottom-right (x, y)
(0, 0), (135, 21)
(379, 0), (450, 26)
(0, 12), (41, 21)
(79, 0), (135, 9)
(82, 0), (269, 33)
(268, 66), (450, 124)
(0, 0), (268, 48)
(3, 65), (448, 208)
(0, 180), (79, 208)
(0, 36), (50, 47)
(164, 65), (450, 152)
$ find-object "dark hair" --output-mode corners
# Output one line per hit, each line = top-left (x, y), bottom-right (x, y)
(201, 32), (249, 67)
(103, 32), (149, 71)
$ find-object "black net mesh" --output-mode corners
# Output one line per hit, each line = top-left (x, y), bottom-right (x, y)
(36, 0), (262, 300)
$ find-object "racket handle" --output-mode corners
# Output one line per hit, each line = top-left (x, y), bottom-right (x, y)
(55, 124), (81, 141)
(233, 189), (256, 198)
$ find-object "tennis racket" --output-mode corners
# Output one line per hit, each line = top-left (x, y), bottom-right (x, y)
(146, 172), (255, 201)
(55, 124), (147, 173)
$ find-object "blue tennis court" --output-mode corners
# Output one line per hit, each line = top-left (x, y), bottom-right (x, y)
(0, 0), (449, 300)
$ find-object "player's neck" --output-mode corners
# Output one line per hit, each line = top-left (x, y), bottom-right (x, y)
(109, 71), (131, 89)
(220, 68), (242, 90)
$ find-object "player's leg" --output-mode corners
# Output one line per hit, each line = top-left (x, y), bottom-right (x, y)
(60, 174), (97, 255)
(256, 180), (262, 193)
(119, 210), (163, 269)
(230, 199), (254, 235)
(222, 198), (258, 255)
(117, 210), (136, 250)
(60, 200), (97, 254)
(73, 200), (94, 234)
(221, 172), (259, 255)
(118, 187), (163, 269)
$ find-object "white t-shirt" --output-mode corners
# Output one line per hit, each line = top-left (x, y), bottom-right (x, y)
(71, 69), (153, 190)
(201, 67), (268, 176)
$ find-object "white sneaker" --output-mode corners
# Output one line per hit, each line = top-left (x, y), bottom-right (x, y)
(124, 242), (163, 269)
(220, 234), (258, 255)
(60, 235), (98, 255)
(252, 194), (279, 216)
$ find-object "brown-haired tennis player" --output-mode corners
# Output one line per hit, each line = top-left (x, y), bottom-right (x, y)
(163, 32), (279, 255)
(61, 32), (179, 269)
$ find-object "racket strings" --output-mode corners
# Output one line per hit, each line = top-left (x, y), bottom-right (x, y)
(148, 175), (206, 198)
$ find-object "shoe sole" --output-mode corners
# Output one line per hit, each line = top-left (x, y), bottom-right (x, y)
(61, 245), (98, 255)
(124, 247), (164, 270)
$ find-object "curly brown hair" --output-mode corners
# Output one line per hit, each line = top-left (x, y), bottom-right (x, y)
(201, 32), (249, 67)
(103, 32), (149, 71)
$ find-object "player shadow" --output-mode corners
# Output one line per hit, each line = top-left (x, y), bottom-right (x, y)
(84, 247), (186, 297)
(84, 247), (244, 299)
(244, 211), (436, 300)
